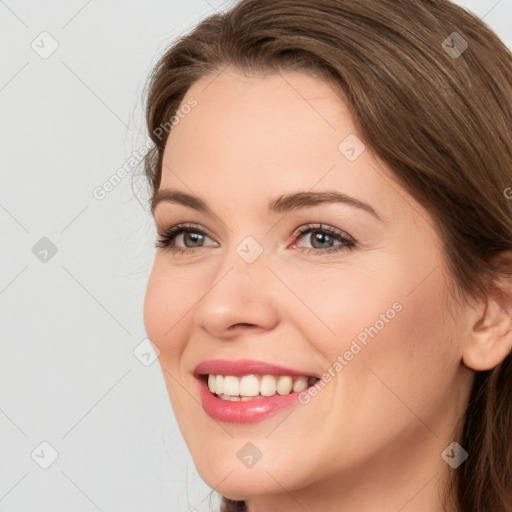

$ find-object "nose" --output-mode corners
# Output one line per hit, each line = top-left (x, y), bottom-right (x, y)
(193, 248), (281, 341)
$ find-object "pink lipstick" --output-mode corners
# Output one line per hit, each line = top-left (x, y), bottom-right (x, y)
(194, 359), (320, 424)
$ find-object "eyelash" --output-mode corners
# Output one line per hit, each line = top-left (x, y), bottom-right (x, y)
(155, 222), (356, 256)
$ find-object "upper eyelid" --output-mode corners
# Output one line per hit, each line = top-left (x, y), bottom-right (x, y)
(159, 222), (214, 238)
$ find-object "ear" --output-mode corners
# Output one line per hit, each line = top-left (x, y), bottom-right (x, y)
(462, 270), (512, 372)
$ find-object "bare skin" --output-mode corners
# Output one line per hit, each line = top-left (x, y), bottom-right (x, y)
(144, 68), (512, 512)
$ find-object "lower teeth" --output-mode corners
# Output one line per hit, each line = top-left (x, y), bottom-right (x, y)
(216, 394), (266, 401)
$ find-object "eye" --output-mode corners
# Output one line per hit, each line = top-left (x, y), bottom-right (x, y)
(155, 222), (356, 256)
(155, 223), (217, 255)
(290, 223), (356, 255)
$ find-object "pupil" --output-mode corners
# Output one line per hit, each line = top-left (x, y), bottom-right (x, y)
(313, 231), (331, 248)
(185, 232), (203, 247)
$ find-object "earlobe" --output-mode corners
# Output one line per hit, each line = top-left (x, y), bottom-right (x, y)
(462, 296), (512, 372)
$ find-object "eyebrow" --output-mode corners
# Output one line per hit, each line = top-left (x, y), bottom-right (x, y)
(151, 189), (383, 221)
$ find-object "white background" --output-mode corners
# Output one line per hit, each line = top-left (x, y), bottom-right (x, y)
(1, 1), (511, 511)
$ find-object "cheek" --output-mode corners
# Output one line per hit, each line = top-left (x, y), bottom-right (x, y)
(143, 262), (191, 360)
(143, 270), (166, 348)
(286, 255), (456, 414)
(296, 244), (454, 369)
(338, 266), (458, 430)
(143, 264), (194, 413)
(279, 258), (404, 356)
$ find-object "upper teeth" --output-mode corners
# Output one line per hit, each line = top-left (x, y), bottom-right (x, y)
(207, 374), (317, 398)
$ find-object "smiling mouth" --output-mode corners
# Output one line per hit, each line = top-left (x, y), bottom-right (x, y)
(200, 373), (320, 401)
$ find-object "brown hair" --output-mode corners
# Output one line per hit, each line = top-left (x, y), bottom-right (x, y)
(142, 0), (512, 510)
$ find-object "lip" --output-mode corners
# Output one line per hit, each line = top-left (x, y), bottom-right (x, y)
(196, 377), (313, 424)
(193, 359), (320, 424)
(193, 359), (320, 378)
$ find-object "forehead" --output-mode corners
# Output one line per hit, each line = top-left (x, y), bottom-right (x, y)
(158, 68), (428, 227)
(177, 68), (355, 140)
(162, 68), (359, 180)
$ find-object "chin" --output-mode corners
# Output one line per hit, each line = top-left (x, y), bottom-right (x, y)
(192, 445), (308, 501)
(196, 467), (277, 502)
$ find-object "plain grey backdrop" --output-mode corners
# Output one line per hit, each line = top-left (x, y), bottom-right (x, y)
(1, 1), (511, 511)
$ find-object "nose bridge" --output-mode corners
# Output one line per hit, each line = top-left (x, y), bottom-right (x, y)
(215, 213), (270, 277)
(234, 234), (266, 267)
(212, 232), (270, 302)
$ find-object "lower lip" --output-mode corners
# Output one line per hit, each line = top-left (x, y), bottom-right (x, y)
(196, 377), (306, 424)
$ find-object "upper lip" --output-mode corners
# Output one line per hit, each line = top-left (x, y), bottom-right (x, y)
(194, 359), (320, 379)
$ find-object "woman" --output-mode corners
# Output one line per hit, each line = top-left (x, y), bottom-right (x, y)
(142, 0), (512, 510)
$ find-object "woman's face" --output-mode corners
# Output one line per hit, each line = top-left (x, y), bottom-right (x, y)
(144, 68), (474, 508)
